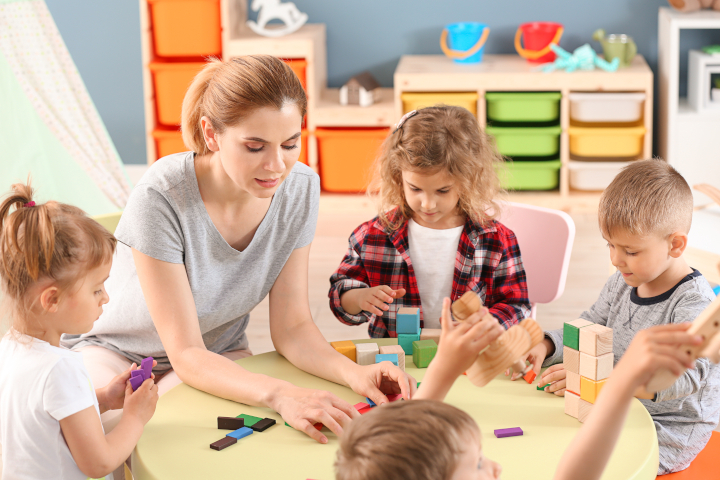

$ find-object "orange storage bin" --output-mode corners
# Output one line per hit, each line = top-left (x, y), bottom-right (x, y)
(152, 128), (187, 160)
(148, 0), (221, 57)
(150, 61), (205, 126)
(283, 59), (307, 92)
(315, 127), (390, 193)
(298, 129), (309, 165)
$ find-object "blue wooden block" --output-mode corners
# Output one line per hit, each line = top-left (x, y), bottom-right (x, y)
(366, 397), (376, 407)
(226, 426), (253, 440)
(396, 307), (420, 334)
(398, 333), (420, 354)
(375, 353), (399, 367)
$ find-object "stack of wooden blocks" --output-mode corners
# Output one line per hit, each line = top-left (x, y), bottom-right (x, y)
(397, 307), (421, 354)
(563, 319), (614, 422)
(330, 340), (407, 371)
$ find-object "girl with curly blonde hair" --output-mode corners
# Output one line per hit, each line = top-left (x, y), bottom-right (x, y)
(329, 105), (531, 338)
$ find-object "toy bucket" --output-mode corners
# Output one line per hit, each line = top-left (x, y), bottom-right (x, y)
(515, 22), (564, 63)
(441, 22), (490, 64)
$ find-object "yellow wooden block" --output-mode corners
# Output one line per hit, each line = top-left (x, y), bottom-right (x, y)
(331, 340), (356, 363)
(580, 376), (606, 404)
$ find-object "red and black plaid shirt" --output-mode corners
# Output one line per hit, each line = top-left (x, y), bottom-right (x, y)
(329, 210), (530, 338)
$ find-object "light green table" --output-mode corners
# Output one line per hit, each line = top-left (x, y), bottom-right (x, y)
(133, 339), (659, 480)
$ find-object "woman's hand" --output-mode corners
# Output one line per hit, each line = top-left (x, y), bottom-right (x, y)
(343, 361), (417, 405)
(340, 286), (406, 316)
(270, 385), (359, 444)
(96, 360), (158, 413)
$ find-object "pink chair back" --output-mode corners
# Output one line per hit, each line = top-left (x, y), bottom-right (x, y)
(497, 203), (575, 318)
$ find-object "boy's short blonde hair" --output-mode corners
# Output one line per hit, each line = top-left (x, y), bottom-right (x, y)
(598, 159), (693, 238)
(335, 400), (479, 480)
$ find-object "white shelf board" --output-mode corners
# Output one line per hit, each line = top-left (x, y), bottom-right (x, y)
(310, 88), (395, 128)
(677, 97), (720, 119)
(661, 6), (720, 28)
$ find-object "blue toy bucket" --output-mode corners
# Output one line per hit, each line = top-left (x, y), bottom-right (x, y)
(441, 22), (490, 64)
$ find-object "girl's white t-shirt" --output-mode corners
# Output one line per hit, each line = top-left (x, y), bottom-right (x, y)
(407, 219), (464, 328)
(0, 332), (105, 480)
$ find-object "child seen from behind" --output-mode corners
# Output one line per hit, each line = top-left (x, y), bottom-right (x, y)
(0, 183), (158, 480)
(329, 106), (531, 337)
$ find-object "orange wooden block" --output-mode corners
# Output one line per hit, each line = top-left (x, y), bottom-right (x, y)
(331, 340), (356, 363)
(580, 376), (607, 404)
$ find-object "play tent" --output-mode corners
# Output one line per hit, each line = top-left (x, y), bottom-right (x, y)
(0, 0), (132, 216)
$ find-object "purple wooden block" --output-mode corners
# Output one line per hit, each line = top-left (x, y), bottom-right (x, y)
(131, 369), (144, 378)
(129, 375), (144, 392)
(494, 427), (523, 438)
(141, 357), (153, 380)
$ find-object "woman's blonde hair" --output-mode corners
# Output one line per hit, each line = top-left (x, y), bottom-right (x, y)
(0, 182), (116, 334)
(181, 55), (307, 155)
(335, 400), (480, 480)
(371, 105), (504, 231)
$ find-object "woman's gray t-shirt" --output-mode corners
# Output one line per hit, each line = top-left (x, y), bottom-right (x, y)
(62, 152), (320, 372)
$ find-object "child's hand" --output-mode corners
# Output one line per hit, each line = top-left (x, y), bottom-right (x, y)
(343, 286), (406, 316)
(615, 323), (701, 391)
(506, 338), (552, 381)
(122, 376), (159, 426)
(537, 364), (567, 396)
(96, 360), (157, 413)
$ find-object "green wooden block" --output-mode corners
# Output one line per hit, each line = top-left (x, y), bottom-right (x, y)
(398, 333), (420, 354)
(237, 414), (262, 427)
(537, 383), (550, 391)
(563, 319), (593, 350)
(412, 339), (437, 368)
(417, 382), (421, 389)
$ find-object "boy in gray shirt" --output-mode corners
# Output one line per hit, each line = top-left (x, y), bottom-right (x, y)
(523, 159), (720, 475)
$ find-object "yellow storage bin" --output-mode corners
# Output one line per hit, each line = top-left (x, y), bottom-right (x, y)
(568, 126), (645, 158)
(401, 92), (478, 116)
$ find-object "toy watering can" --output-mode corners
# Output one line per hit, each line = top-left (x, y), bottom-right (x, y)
(593, 29), (637, 68)
(515, 22), (564, 63)
(440, 22), (490, 64)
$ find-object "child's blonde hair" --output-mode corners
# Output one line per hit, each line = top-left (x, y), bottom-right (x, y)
(0, 183), (116, 333)
(335, 400), (479, 480)
(599, 159), (694, 238)
(371, 105), (504, 231)
(181, 55), (307, 156)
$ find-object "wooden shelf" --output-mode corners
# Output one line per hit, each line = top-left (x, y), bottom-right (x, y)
(309, 88), (395, 129)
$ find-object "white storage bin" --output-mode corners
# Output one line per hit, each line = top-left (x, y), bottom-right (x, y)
(568, 160), (634, 191)
(569, 93), (645, 123)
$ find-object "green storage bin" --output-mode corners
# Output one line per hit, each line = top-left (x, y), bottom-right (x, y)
(496, 160), (561, 191)
(485, 126), (561, 157)
(485, 92), (561, 122)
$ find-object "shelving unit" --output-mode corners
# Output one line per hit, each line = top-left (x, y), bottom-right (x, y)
(394, 54), (654, 196)
(658, 7), (720, 205)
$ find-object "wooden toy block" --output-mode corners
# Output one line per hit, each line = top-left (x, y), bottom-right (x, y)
(647, 295), (720, 392)
(578, 398), (593, 423)
(313, 422), (323, 430)
(141, 356), (154, 379)
(579, 352), (613, 381)
(452, 291), (482, 320)
(210, 436), (237, 451)
(494, 427), (523, 438)
(566, 371), (581, 395)
(250, 418), (276, 432)
(354, 402), (369, 410)
(397, 307), (421, 334)
(375, 353), (399, 367)
(236, 414), (262, 427)
(412, 339), (438, 368)
(355, 342), (380, 365)
(563, 319), (594, 350)
(563, 346), (580, 374)
(564, 391), (580, 418)
(579, 324), (613, 356)
(379, 345), (405, 371)
(366, 397), (376, 407)
(420, 328), (441, 344)
(218, 416), (245, 430)
(523, 369), (537, 384)
(386, 393), (403, 402)
(580, 376), (607, 404)
(226, 426), (253, 440)
(129, 375), (144, 392)
(398, 333), (420, 355)
(357, 406), (373, 415)
(537, 383), (550, 391)
(331, 340), (357, 362)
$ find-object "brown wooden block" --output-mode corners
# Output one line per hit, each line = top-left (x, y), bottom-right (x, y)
(578, 398), (593, 423)
(579, 324), (613, 356)
(579, 352), (613, 381)
(210, 436), (237, 451)
(218, 416), (244, 430)
(331, 340), (357, 362)
(250, 418), (276, 432)
(564, 391), (580, 418)
(563, 346), (580, 374)
(379, 345), (405, 371)
(566, 371), (581, 395)
(420, 328), (441, 344)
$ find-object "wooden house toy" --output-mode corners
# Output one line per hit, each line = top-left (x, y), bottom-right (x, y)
(339, 71), (381, 107)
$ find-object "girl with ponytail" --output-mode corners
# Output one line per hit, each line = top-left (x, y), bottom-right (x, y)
(62, 55), (415, 445)
(0, 183), (158, 479)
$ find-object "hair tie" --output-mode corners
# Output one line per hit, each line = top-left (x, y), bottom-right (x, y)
(23, 201), (35, 208)
(393, 110), (418, 134)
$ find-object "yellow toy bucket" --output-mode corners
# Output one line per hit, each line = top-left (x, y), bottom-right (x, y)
(515, 22), (564, 63)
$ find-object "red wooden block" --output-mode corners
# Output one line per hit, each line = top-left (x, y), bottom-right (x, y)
(386, 393), (403, 402)
(313, 422), (322, 430)
(523, 370), (537, 384)
(357, 406), (373, 415)
(354, 402), (370, 410)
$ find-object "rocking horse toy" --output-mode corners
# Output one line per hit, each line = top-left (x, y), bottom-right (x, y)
(247, 0), (308, 37)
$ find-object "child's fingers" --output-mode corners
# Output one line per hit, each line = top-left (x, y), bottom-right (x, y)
(440, 298), (455, 334)
(393, 288), (407, 298)
(539, 364), (565, 384)
(374, 287), (395, 303)
(367, 295), (391, 311)
(363, 300), (385, 316)
(124, 380), (133, 397)
(547, 378), (566, 394)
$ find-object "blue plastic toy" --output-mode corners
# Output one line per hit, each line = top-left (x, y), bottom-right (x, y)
(538, 44), (619, 73)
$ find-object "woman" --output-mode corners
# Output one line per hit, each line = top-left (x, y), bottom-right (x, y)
(62, 55), (413, 445)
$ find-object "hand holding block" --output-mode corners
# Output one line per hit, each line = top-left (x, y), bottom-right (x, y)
(579, 324), (613, 356)
(646, 295), (720, 393)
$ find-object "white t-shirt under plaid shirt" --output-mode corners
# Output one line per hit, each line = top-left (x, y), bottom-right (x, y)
(0, 332), (106, 480)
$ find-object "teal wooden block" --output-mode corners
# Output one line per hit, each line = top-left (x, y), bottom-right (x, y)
(398, 333), (420, 354)
(396, 307), (420, 334)
(412, 339), (437, 368)
(375, 353), (399, 367)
